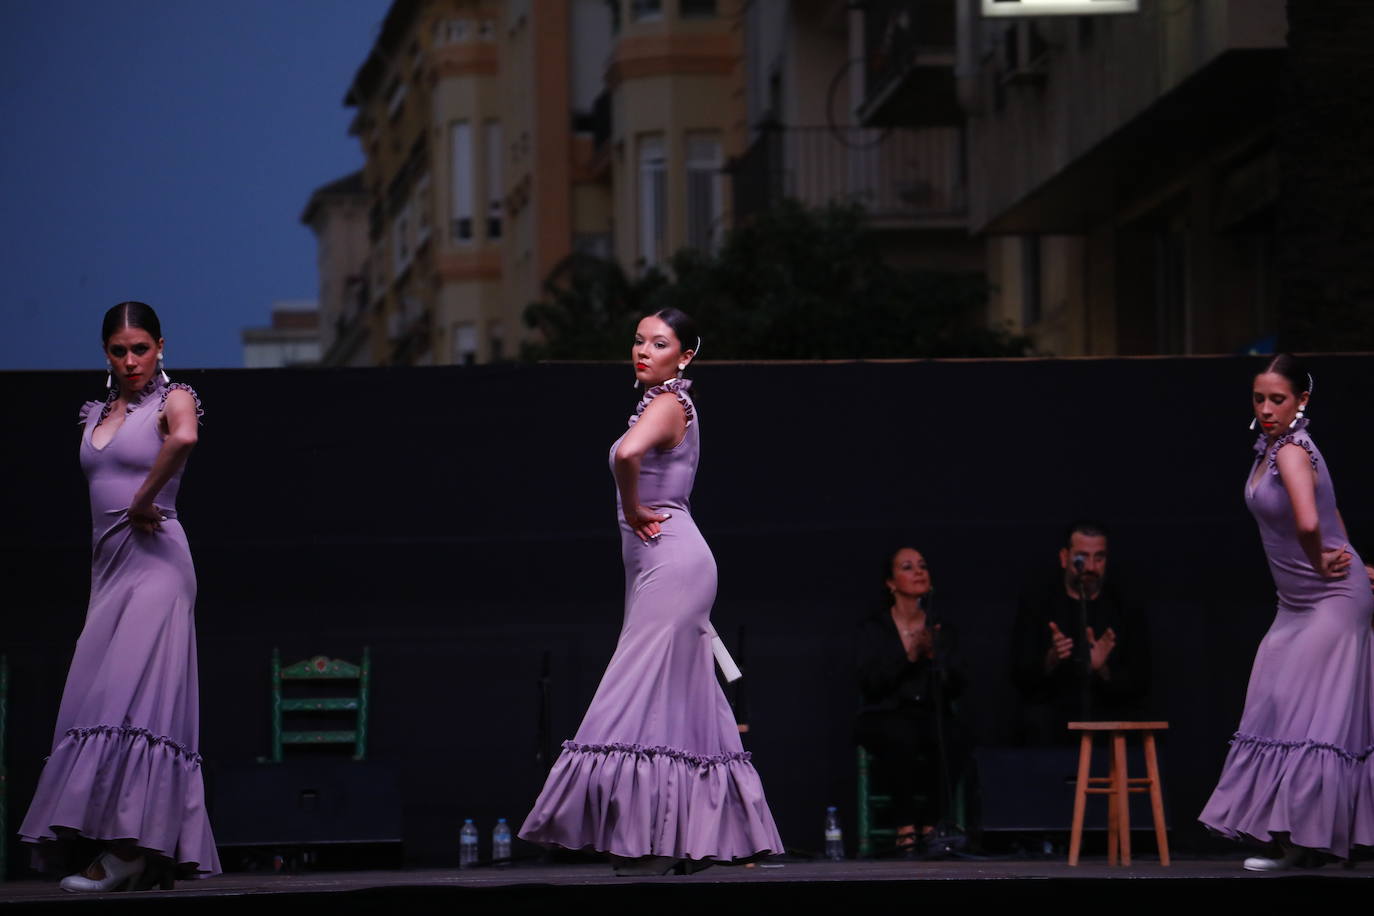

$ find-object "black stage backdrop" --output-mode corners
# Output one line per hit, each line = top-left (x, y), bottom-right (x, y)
(4, 356), (1373, 866)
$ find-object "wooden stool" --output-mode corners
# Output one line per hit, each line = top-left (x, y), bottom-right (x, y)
(1067, 721), (1169, 866)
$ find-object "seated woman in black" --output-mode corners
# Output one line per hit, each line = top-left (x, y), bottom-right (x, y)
(855, 546), (968, 854)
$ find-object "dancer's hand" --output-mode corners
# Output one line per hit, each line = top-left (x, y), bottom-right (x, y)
(626, 505), (670, 543)
(1045, 621), (1074, 671)
(128, 500), (164, 534)
(1086, 626), (1117, 673)
(1318, 547), (1352, 579)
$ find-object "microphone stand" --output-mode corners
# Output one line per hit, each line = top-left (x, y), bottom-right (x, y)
(923, 592), (966, 856)
(1073, 564), (1093, 722)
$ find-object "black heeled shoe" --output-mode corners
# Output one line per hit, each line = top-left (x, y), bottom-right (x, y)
(610, 854), (680, 876)
(130, 857), (176, 891)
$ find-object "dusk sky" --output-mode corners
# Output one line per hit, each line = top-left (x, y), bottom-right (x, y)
(1, 0), (390, 370)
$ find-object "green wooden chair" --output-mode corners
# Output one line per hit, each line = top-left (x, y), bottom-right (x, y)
(856, 745), (966, 857)
(269, 648), (371, 763)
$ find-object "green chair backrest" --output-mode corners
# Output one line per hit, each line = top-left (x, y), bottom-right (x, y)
(269, 647), (371, 762)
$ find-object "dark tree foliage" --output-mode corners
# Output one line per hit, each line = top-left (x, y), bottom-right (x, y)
(523, 201), (1030, 361)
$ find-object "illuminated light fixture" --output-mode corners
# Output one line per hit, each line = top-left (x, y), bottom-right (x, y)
(981, 0), (1139, 16)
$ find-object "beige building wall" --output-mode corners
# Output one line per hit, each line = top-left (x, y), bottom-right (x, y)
(429, 19), (504, 364)
(608, 2), (744, 270)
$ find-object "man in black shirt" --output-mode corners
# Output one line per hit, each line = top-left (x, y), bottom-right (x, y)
(1009, 521), (1150, 745)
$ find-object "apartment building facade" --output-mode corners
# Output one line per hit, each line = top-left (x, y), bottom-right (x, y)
(324, 0), (743, 366)
(854, 0), (1285, 355)
(732, 1), (978, 273)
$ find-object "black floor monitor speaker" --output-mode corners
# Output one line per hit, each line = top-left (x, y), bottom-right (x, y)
(975, 746), (1169, 832)
(210, 758), (403, 848)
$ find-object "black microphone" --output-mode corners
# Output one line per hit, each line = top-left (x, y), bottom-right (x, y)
(1072, 554), (1086, 575)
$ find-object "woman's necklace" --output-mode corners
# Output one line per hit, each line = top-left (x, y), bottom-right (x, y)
(892, 606), (924, 638)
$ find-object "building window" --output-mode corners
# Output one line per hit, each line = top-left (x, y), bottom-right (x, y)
(450, 121), (473, 243)
(385, 79), (408, 120)
(392, 203), (412, 276)
(575, 232), (613, 258)
(1020, 235), (1041, 328)
(485, 120), (504, 240)
(638, 135), (666, 266)
(679, 0), (717, 18)
(478, 19), (496, 41)
(488, 321), (505, 362)
(453, 322), (478, 365)
(685, 133), (722, 252)
(415, 173), (432, 247)
(631, 0), (662, 22)
(439, 19), (471, 43)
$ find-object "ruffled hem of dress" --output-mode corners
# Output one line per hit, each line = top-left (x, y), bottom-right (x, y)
(1199, 731), (1374, 858)
(19, 724), (221, 875)
(628, 378), (694, 429)
(562, 739), (751, 767)
(518, 738), (783, 861)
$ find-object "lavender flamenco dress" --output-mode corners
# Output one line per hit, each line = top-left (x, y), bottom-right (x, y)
(1200, 421), (1374, 857)
(519, 379), (783, 861)
(19, 377), (220, 876)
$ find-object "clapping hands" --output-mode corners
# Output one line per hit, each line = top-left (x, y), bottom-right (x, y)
(1045, 621), (1117, 674)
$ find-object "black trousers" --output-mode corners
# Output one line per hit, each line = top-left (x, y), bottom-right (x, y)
(855, 705), (968, 828)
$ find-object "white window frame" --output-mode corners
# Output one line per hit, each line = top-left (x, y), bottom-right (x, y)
(638, 134), (666, 266)
(685, 132), (722, 252)
(453, 322), (478, 365)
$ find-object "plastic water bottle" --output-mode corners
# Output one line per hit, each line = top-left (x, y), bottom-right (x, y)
(460, 818), (480, 867)
(492, 818), (512, 864)
(824, 806), (844, 860)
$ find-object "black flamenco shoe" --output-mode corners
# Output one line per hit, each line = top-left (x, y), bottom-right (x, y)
(610, 854), (680, 877)
(130, 857), (177, 891)
(674, 858), (714, 875)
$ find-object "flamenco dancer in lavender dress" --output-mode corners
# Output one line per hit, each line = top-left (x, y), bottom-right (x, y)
(519, 308), (782, 876)
(19, 302), (219, 891)
(1200, 354), (1374, 870)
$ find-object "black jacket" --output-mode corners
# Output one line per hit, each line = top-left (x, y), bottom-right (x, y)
(857, 607), (967, 715)
(1009, 577), (1151, 727)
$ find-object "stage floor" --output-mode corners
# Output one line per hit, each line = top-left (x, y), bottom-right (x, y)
(2, 858), (1368, 912)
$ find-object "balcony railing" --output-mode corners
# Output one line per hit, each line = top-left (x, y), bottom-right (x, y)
(729, 125), (966, 227)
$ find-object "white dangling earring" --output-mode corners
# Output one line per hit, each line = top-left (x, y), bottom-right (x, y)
(159, 355), (170, 384)
(1249, 417), (1256, 430)
(676, 364), (686, 380)
(1289, 406), (1305, 429)
(632, 378), (640, 389)
(105, 362), (113, 389)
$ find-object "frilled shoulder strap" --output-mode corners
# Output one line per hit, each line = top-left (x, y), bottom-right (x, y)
(1266, 425), (1318, 477)
(627, 377), (694, 429)
(159, 382), (204, 423)
(78, 399), (104, 425)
